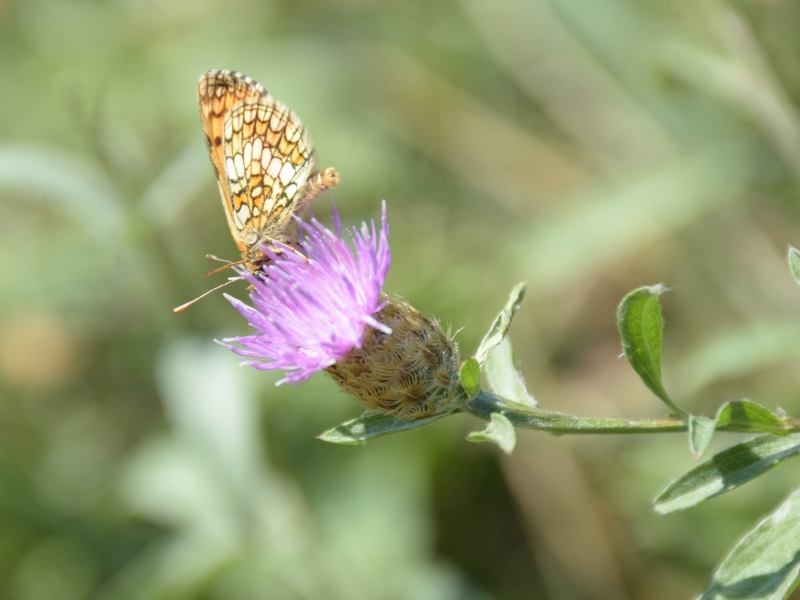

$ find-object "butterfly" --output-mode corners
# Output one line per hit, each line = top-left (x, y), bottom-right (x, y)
(174, 70), (339, 312)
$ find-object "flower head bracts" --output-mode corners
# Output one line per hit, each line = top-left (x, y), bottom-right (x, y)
(220, 201), (391, 385)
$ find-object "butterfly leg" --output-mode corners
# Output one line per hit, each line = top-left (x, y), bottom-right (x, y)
(202, 258), (248, 278)
(259, 236), (309, 262)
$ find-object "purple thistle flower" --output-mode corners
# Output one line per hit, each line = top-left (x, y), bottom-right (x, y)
(221, 201), (391, 385)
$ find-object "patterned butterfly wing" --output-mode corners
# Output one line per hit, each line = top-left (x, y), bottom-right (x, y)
(221, 97), (314, 251)
(175, 70), (338, 313)
(198, 70), (267, 254)
(198, 70), (330, 270)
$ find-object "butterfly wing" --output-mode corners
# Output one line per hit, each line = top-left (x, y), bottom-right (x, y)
(198, 70), (314, 257)
(222, 97), (314, 242)
(198, 70), (265, 253)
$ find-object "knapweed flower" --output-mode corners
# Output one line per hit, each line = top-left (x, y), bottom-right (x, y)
(221, 202), (464, 420)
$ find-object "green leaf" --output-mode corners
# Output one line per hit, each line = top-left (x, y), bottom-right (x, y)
(617, 285), (684, 416)
(687, 401), (791, 459)
(459, 358), (481, 399)
(475, 282), (527, 365)
(467, 413), (516, 455)
(689, 415), (716, 459)
(653, 434), (800, 514)
(318, 412), (445, 445)
(699, 486), (800, 600)
(716, 400), (791, 436)
(790, 246), (800, 286)
(484, 337), (537, 407)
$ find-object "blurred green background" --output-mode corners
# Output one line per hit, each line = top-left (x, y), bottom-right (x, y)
(3, 0), (800, 598)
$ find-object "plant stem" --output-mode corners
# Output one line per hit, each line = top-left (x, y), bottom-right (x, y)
(467, 390), (686, 435)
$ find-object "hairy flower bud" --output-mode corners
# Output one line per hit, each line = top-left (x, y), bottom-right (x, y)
(325, 296), (463, 419)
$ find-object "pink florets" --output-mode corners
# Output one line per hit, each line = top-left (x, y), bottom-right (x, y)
(220, 201), (391, 385)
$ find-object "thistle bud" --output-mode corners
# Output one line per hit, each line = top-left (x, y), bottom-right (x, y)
(325, 296), (462, 419)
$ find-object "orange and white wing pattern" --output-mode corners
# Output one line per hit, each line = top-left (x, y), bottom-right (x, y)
(198, 70), (339, 269)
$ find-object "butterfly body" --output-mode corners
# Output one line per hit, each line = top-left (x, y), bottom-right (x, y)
(198, 70), (339, 272)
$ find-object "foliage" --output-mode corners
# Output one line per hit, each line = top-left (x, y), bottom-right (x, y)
(322, 245), (800, 597)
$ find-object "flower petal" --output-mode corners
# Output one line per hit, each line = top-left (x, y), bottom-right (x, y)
(220, 202), (391, 384)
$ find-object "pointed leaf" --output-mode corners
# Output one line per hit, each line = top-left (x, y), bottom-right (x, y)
(790, 246), (800, 286)
(653, 434), (800, 514)
(484, 337), (537, 407)
(687, 401), (792, 460)
(617, 284), (684, 415)
(700, 487), (800, 600)
(318, 412), (445, 445)
(467, 413), (516, 455)
(459, 358), (481, 399)
(476, 282), (526, 365)
(716, 400), (791, 435)
(689, 415), (716, 459)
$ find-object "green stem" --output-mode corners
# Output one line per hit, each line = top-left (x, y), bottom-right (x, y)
(467, 392), (800, 435)
(467, 390), (687, 435)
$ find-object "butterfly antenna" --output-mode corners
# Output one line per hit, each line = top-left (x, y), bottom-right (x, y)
(206, 254), (232, 263)
(173, 277), (242, 313)
(203, 258), (248, 278)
